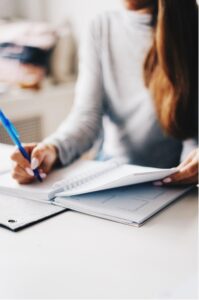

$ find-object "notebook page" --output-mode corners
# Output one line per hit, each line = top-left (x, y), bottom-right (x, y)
(57, 164), (177, 196)
(0, 161), (95, 200)
(52, 158), (123, 190)
(0, 160), (101, 201)
(0, 144), (13, 174)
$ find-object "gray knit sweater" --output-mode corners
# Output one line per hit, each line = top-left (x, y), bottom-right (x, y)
(44, 10), (196, 168)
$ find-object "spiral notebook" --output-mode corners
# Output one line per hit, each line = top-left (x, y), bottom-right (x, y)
(0, 159), (178, 202)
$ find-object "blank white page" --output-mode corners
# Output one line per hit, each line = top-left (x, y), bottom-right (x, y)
(0, 144), (13, 174)
(57, 164), (177, 196)
(0, 160), (100, 201)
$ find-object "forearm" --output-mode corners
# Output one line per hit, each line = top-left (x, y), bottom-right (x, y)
(43, 108), (103, 165)
(44, 15), (104, 165)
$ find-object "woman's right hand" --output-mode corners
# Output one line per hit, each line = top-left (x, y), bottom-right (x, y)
(11, 143), (58, 184)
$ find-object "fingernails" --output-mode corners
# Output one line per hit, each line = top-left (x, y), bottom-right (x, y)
(40, 173), (47, 179)
(31, 158), (39, 170)
(26, 168), (34, 177)
(163, 177), (172, 183)
(153, 181), (163, 186)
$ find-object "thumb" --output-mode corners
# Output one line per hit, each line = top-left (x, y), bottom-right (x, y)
(31, 145), (46, 170)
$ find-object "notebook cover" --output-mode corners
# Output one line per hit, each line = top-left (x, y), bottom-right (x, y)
(0, 194), (67, 231)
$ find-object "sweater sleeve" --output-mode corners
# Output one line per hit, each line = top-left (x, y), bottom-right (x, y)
(180, 138), (198, 162)
(43, 17), (104, 165)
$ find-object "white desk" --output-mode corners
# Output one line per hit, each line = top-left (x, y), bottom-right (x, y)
(0, 144), (198, 299)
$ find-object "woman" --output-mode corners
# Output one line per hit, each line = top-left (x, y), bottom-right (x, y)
(11, 0), (198, 185)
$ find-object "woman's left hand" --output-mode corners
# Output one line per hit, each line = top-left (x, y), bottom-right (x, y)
(155, 148), (199, 186)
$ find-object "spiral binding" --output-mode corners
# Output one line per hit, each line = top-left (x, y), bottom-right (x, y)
(52, 158), (125, 192)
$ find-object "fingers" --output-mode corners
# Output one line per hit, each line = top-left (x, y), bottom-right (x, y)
(10, 143), (58, 183)
(31, 144), (57, 174)
(31, 145), (47, 170)
(178, 149), (197, 169)
(11, 148), (30, 170)
(10, 143), (47, 183)
(11, 163), (35, 184)
(11, 144), (37, 173)
(11, 162), (47, 184)
(168, 161), (197, 183)
(174, 175), (198, 185)
(154, 149), (198, 186)
(14, 176), (33, 185)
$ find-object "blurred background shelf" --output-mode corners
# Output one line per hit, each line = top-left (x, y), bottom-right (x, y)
(0, 80), (75, 144)
(0, 0), (123, 145)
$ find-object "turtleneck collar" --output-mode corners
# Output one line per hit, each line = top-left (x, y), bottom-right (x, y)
(121, 8), (153, 30)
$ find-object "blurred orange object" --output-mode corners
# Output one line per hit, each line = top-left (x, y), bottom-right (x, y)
(0, 58), (45, 90)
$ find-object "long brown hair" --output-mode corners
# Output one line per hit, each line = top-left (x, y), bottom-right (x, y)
(126, 0), (198, 139)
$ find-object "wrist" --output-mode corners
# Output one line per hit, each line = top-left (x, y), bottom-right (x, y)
(49, 144), (61, 168)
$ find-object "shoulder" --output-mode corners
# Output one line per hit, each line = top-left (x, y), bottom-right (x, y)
(91, 11), (122, 25)
(88, 11), (123, 39)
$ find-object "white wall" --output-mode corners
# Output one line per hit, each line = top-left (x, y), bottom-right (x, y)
(45, 0), (123, 36)
(16, 0), (123, 38)
(16, 0), (46, 21)
(0, 0), (16, 18)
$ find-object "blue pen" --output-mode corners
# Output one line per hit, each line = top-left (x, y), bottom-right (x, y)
(0, 109), (42, 182)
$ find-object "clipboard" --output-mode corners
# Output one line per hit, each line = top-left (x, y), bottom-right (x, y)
(0, 194), (67, 231)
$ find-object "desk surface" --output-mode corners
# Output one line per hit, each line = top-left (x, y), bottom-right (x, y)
(0, 144), (198, 299)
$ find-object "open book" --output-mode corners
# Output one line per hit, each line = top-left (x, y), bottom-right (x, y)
(0, 158), (178, 201)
